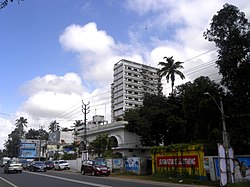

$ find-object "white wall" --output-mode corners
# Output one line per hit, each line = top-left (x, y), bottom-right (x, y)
(66, 158), (82, 171)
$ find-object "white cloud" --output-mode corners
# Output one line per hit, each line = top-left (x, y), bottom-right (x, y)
(1, 0), (249, 149)
(60, 22), (115, 55)
(0, 118), (15, 150)
(21, 73), (83, 96)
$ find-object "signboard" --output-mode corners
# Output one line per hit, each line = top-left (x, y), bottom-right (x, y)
(157, 155), (199, 168)
(20, 143), (36, 149)
(19, 150), (36, 158)
(125, 157), (139, 171)
(113, 159), (123, 169)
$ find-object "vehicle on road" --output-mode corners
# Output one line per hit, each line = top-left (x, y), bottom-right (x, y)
(81, 160), (110, 176)
(45, 160), (54, 170)
(1, 157), (11, 167)
(54, 160), (70, 170)
(4, 159), (23, 174)
(29, 161), (47, 172)
(19, 159), (31, 170)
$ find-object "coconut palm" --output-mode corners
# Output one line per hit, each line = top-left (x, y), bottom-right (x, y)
(72, 120), (84, 140)
(15, 117), (28, 132)
(72, 120), (84, 128)
(48, 120), (60, 132)
(158, 56), (185, 94)
(15, 116), (28, 138)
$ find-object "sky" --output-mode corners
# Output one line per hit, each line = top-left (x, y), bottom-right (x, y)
(0, 0), (249, 150)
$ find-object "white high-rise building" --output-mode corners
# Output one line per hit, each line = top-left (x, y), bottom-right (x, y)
(111, 59), (162, 122)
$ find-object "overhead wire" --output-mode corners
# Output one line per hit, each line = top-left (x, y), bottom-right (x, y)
(2, 48), (219, 126)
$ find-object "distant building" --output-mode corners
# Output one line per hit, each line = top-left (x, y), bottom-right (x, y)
(48, 131), (74, 145)
(87, 115), (108, 126)
(111, 59), (162, 122)
(19, 139), (46, 160)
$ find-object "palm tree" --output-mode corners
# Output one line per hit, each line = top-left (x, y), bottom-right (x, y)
(71, 120), (84, 140)
(15, 117), (28, 136)
(48, 120), (60, 132)
(72, 120), (84, 128)
(158, 56), (185, 94)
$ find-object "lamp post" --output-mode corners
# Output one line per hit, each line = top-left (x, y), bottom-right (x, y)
(204, 92), (232, 184)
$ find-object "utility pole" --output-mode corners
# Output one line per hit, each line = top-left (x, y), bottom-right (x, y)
(38, 125), (45, 161)
(204, 93), (232, 185)
(82, 100), (90, 160)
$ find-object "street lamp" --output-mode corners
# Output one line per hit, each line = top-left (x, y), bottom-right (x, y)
(204, 92), (232, 184)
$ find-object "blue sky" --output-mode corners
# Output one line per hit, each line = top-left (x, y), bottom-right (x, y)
(0, 0), (249, 149)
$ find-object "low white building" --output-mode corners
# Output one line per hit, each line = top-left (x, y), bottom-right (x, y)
(77, 120), (150, 158)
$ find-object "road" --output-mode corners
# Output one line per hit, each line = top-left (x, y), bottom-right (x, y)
(0, 168), (205, 187)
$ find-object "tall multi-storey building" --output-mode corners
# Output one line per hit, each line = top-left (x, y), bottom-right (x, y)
(111, 59), (162, 122)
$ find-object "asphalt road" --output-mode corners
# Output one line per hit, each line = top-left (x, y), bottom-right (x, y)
(0, 167), (206, 187)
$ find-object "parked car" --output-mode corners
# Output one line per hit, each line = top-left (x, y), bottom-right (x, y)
(81, 160), (110, 176)
(45, 160), (54, 170)
(19, 159), (31, 170)
(54, 160), (70, 170)
(29, 161), (46, 172)
(4, 159), (23, 174)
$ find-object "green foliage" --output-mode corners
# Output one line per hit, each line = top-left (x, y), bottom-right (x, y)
(15, 117), (28, 138)
(4, 128), (21, 157)
(125, 93), (186, 146)
(204, 3), (250, 154)
(48, 120), (60, 132)
(124, 76), (225, 154)
(53, 152), (60, 160)
(87, 134), (119, 158)
(88, 134), (109, 158)
(25, 128), (49, 140)
(158, 56), (185, 94)
(150, 144), (203, 154)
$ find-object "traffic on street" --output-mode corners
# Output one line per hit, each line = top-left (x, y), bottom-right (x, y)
(0, 167), (200, 187)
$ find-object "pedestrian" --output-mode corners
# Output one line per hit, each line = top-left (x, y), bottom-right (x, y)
(234, 159), (243, 183)
(240, 161), (246, 178)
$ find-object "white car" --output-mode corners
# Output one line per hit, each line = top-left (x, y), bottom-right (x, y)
(54, 160), (70, 170)
(4, 160), (23, 174)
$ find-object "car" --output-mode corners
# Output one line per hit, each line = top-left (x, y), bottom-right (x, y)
(4, 159), (23, 174)
(81, 160), (110, 176)
(29, 161), (46, 172)
(45, 160), (54, 170)
(19, 159), (31, 170)
(54, 160), (70, 170)
(1, 157), (11, 167)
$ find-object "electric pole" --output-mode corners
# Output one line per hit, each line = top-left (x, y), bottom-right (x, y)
(81, 100), (90, 160)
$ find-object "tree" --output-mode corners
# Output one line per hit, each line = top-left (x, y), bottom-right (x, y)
(87, 134), (110, 158)
(158, 56), (185, 94)
(48, 120), (60, 132)
(4, 128), (21, 157)
(204, 3), (250, 112)
(25, 128), (48, 140)
(72, 120), (84, 140)
(124, 77), (226, 154)
(175, 76), (222, 154)
(125, 93), (186, 146)
(204, 3), (250, 154)
(15, 117), (28, 138)
(72, 120), (84, 128)
(0, 0), (23, 9)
